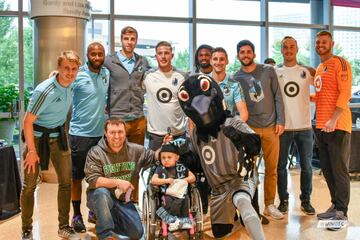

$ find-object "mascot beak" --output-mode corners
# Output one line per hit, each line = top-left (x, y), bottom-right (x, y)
(191, 93), (214, 125)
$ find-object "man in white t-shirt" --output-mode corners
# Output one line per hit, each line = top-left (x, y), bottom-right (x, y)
(275, 36), (316, 215)
(143, 41), (188, 150)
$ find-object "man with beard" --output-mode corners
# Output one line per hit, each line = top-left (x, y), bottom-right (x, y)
(313, 31), (352, 230)
(233, 40), (285, 221)
(275, 36), (316, 215)
(194, 44), (213, 75)
(69, 42), (109, 232)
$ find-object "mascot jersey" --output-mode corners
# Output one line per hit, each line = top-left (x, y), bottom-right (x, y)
(143, 69), (188, 136)
(275, 64), (313, 130)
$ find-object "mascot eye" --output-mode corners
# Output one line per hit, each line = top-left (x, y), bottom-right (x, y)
(178, 90), (189, 102)
(200, 78), (210, 92)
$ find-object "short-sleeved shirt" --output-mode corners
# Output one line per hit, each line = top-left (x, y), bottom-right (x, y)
(117, 51), (136, 74)
(27, 75), (73, 137)
(210, 73), (245, 116)
(275, 64), (313, 130)
(143, 68), (188, 136)
(314, 56), (352, 133)
(154, 162), (189, 193)
(69, 64), (110, 137)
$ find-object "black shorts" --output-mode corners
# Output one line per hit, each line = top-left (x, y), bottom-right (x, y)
(70, 135), (101, 180)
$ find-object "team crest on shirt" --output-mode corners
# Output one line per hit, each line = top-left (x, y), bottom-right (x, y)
(137, 66), (143, 72)
(223, 86), (230, 96)
(284, 81), (300, 97)
(156, 88), (172, 103)
(323, 66), (328, 72)
(172, 78), (178, 86)
(201, 145), (215, 165)
(314, 75), (322, 92)
(301, 71), (306, 79)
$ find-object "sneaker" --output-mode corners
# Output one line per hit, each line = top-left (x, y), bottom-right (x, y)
(22, 230), (33, 240)
(317, 204), (336, 219)
(87, 211), (97, 224)
(58, 225), (80, 240)
(264, 204), (284, 220)
(326, 211), (348, 231)
(180, 218), (193, 229)
(71, 215), (86, 233)
(168, 218), (180, 232)
(278, 200), (289, 214)
(301, 201), (315, 215)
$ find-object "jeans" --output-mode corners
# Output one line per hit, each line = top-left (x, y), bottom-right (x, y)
(21, 137), (71, 231)
(87, 188), (143, 240)
(314, 129), (351, 215)
(277, 129), (313, 202)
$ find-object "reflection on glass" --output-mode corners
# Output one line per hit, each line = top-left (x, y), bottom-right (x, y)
(197, 0), (260, 21)
(115, 0), (189, 17)
(268, 27), (310, 66)
(269, 2), (310, 24)
(197, 24), (260, 75)
(0, 0), (17, 11)
(334, 6), (360, 27)
(89, 0), (110, 14)
(114, 20), (190, 71)
(86, 19), (110, 54)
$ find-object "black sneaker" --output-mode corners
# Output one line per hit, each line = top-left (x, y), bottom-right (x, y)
(317, 204), (336, 219)
(71, 215), (86, 233)
(88, 211), (97, 224)
(22, 230), (33, 240)
(278, 200), (289, 214)
(58, 225), (80, 239)
(301, 201), (315, 215)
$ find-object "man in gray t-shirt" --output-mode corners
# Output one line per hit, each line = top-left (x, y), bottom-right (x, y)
(233, 40), (285, 221)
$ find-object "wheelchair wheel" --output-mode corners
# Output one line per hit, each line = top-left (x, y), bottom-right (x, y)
(190, 187), (203, 235)
(142, 190), (157, 240)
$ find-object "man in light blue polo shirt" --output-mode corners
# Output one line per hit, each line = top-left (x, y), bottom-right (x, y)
(21, 51), (81, 240)
(69, 42), (109, 233)
(210, 47), (248, 121)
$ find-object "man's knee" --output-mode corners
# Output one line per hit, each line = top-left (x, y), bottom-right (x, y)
(212, 224), (233, 238)
(91, 188), (113, 207)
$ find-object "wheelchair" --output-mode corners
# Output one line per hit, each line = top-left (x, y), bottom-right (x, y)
(141, 164), (204, 240)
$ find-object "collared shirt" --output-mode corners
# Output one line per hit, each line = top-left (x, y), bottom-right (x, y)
(27, 75), (73, 137)
(69, 64), (110, 137)
(211, 73), (245, 115)
(117, 51), (136, 74)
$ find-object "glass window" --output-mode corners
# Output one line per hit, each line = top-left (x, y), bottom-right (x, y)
(0, 0), (17, 11)
(115, 21), (190, 71)
(24, 18), (33, 88)
(268, 27), (311, 66)
(197, 0), (260, 21)
(23, 0), (28, 12)
(197, 24), (260, 75)
(86, 19), (110, 54)
(269, 1), (311, 24)
(334, 31), (360, 87)
(334, 6), (360, 27)
(114, 0), (189, 18)
(89, 0), (110, 14)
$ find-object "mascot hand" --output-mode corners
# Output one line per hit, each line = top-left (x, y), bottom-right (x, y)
(223, 126), (261, 157)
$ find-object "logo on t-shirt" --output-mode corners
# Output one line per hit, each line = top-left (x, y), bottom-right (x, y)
(223, 86), (230, 96)
(156, 88), (172, 103)
(323, 66), (328, 72)
(284, 81), (300, 97)
(201, 145), (215, 165)
(314, 75), (322, 92)
(248, 77), (264, 102)
(301, 71), (306, 79)
(172, 78), (178, 86)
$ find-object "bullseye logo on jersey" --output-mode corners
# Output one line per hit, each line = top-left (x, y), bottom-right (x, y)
(201, 146), (215, 165)
(284, 81), (300, 97)
(314, 75), (322, 92)
(156, 88), (172, 103)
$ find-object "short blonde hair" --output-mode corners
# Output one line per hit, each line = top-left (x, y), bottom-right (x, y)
(57, 50), (82, 67)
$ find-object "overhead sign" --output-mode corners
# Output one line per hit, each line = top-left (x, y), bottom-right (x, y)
(332, 0), (360, 8)
(30, 0), (91, 20)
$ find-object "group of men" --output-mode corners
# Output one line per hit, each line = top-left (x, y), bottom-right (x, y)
(20, 25), (352, 240)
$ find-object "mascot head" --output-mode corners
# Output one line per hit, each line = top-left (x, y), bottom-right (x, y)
(178, 74), (229, 141)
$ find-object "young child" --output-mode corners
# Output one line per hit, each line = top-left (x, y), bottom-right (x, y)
(151, 143), (196, 231)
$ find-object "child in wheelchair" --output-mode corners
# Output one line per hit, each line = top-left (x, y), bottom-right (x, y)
(151, 142), (196, 232)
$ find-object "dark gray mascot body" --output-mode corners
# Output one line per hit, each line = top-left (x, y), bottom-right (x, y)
(178, 74), (265, 239)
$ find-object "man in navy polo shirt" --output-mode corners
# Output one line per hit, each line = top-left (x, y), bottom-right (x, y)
(69, 42), (109, 232)
(21, 51), (81, 240)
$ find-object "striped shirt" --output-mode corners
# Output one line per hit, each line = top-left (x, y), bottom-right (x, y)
(314, 56), (352, 133)
(27, 75), (73, 137)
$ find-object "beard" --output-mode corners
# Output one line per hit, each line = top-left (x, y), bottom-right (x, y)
(240, 58), (254, 67)
(88, 60), (104, 70)
(200, 62), (211, 68)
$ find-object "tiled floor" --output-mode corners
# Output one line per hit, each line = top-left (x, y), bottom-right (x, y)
(1, 167), (360, 240)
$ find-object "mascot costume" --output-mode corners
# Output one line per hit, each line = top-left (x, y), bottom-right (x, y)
(178, 74), (265, 239)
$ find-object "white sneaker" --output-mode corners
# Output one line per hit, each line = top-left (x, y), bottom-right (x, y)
(264, 204), (284, 220)
(168, 219), (180, 232)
